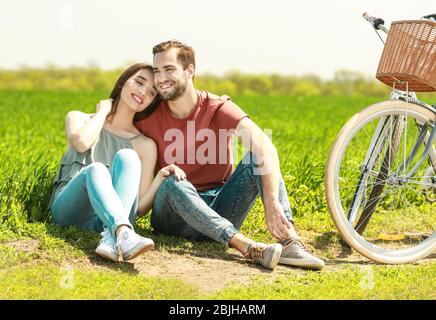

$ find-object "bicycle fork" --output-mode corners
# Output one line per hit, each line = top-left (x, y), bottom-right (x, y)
(348, 115), (392, 224)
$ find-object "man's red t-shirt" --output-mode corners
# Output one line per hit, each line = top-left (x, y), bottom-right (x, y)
(135, 90), (248, 191)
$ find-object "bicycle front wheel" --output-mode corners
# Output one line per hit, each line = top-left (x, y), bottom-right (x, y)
(325, 100), (436, 264)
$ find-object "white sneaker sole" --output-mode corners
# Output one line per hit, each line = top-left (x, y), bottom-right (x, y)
(279, 257), (325, 270)
(122, 240), (154, 261)
(95, 248), (119, 262)
(267, 245), (283, 270)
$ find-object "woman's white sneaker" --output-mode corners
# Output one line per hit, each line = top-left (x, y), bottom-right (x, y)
(95, 228), (119, 262)
(117, 228), (154, 261)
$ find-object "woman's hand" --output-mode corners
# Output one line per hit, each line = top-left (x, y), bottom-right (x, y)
(96, 99), (113, 115)
(158, 164), (187, 181)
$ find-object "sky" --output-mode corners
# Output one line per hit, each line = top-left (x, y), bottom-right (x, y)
(0, 0), (435, 79)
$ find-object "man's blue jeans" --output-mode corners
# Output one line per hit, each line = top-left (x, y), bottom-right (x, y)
(51, 149), (140, 237)
(151, 152), (294, 244)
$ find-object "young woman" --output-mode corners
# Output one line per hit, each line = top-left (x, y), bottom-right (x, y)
(48, 63), (186, 262)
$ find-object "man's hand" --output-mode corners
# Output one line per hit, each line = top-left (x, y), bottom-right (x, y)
(264, 199), (293, 240)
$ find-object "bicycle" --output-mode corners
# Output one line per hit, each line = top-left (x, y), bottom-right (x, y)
(325, 13), (436, 264)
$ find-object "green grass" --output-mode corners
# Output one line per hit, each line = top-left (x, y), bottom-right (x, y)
(0, 91), (377, 226)
(212, 263), (436, 300)
(0, 264), (200, 299)
(0, 90), (434, 299)
(1, 262), (434, 299)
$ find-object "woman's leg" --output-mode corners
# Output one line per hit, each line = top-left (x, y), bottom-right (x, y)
(110, 149), (141, 225)
(51, 169), (100, 232)
(109, 149), (155, 260)
(51, 162), (133, 236)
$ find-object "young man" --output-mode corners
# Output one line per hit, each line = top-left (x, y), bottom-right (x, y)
(135, 40), (324, 270)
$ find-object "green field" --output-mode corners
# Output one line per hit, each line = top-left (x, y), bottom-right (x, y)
(0, 90), (435, 299)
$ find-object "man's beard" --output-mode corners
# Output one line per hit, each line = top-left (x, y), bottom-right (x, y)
(159, 78), (188, 101)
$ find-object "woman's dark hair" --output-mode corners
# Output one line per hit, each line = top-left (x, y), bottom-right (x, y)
(108, 63), (161, 122)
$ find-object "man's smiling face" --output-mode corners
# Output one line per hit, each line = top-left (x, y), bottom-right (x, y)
(153, 48), (190, 101)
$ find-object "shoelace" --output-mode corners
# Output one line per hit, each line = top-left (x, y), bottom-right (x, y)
(243, 243), (265, 260)
(101, 228), (109, 237)
(100, 229), (111, 243)
(283, 239), (308, 252)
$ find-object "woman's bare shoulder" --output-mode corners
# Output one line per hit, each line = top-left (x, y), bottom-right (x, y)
(134, 135), (157, 148)
(132, 135), (157, 157)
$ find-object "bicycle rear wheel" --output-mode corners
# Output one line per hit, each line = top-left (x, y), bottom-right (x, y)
(325, 100), (436, 263)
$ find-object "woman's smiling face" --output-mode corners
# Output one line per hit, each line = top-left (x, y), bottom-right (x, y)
(120, 68), (158, 112)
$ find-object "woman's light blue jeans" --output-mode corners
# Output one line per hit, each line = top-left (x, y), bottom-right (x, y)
(151, 152), (294, 244)
(51, 149), (140, 237)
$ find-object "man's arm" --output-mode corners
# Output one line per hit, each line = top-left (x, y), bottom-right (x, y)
(235, 117), (293, 240)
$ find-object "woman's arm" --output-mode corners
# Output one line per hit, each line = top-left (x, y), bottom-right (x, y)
(135, 138), (186, 216)
(66, 99), (112, 153)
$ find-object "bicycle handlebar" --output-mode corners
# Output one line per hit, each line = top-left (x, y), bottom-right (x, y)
(363, 12), (389, 34)
(423, 14), (436, 21)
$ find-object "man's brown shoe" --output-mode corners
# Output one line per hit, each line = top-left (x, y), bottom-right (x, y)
(246, 242), (282, 270)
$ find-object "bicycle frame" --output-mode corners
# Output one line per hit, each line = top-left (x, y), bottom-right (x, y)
(389, 90), (436, 180)
(347, 89), (436, 223)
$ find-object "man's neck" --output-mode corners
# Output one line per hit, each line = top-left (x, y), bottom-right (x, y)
(167, 86), (198, 119)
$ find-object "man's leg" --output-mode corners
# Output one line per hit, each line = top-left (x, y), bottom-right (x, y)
(210, 151), (294, 230)
(151, 175), (239, 244)
(212, 152), (324, 270)
(151, 175), (283, 269)
(151, 152), (293, 240)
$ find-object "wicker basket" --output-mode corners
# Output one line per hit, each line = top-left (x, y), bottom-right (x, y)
(376, 20), (436, 92)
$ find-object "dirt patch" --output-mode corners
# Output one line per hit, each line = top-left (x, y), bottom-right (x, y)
(4, 238), (435, 294)
(69, 247), (310, 294)
(4, 239), (40, 253)
(130, 249), (306, 294)
(1, 239), (308, 293)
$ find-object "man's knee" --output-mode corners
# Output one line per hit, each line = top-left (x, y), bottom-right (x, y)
(236, 152), (259, 178)
(155, 175), (194, 201)
(240, 151), (277, 177)
(241, 151), (258, 166)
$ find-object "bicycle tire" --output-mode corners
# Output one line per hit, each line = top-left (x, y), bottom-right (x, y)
(325, 100), (436, 264)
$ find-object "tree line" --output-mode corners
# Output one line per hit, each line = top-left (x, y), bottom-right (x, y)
(0, 66), (415, 97)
